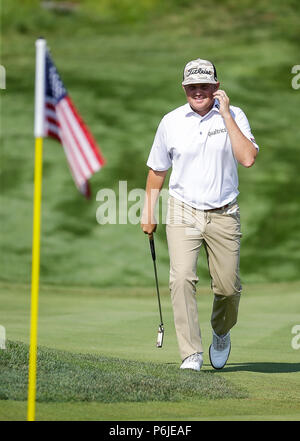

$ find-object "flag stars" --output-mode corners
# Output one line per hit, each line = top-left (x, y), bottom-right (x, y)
(49, 66), (66, 101)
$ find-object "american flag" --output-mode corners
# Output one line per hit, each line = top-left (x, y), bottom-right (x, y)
(44, 50), (105, 198)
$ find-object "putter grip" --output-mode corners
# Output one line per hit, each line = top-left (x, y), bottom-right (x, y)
(149, 235), (156, 261)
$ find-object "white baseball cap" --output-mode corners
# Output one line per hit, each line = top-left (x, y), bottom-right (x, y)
(182, 58), (218, 85)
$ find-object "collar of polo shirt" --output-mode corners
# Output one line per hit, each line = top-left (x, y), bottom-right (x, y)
(185, 99), (220, 118)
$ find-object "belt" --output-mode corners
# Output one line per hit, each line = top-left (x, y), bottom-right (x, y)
(178, 197), (236, 213)
(204, 204), (230, 212)
(203, 200), (238, 212)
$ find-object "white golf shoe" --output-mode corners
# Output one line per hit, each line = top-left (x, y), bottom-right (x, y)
(180, 352), (203, 372)
(209, 331), (231, 370)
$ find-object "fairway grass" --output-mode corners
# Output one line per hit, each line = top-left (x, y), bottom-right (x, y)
(0, 281), (299, 421)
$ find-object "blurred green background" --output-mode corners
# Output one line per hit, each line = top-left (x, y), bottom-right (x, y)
(1, 0), (300, 289)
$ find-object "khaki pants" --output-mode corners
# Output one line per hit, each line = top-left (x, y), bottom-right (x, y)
(166, 196), (242, 361)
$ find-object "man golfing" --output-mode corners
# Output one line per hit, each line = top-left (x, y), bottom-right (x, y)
(141, 58), (259, 371)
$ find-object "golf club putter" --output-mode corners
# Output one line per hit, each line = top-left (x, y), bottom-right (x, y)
(148, 233), (164, 348)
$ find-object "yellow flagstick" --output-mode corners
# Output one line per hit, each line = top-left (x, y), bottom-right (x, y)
(27, 38), (46, 422)
(27, 136), (43, 421)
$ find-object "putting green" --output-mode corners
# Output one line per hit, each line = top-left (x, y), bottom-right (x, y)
(0, 281), (299, 420)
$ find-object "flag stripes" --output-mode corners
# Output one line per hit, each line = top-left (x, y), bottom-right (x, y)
(44, 51), (105, 197)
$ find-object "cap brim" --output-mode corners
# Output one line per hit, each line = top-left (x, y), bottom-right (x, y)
(182, 78), (218, 86)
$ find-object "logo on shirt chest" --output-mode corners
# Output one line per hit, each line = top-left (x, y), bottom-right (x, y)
(208, 127), (227, 137)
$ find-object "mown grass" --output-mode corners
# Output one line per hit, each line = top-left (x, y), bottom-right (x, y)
(0, 341), (245, 403)
(1, 3), (300, 283)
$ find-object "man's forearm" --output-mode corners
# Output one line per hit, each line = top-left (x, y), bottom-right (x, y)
(223, 114), (258, 168)
(141, 169), (168, 233)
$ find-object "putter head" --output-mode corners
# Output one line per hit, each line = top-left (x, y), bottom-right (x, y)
(156, 324), (164, 348)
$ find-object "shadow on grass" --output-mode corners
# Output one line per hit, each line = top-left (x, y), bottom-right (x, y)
(212, 362), (300, 374)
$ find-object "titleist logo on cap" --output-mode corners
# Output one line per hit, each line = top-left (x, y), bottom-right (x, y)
(187, 68), (212, 77)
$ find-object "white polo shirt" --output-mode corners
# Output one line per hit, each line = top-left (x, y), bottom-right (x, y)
(147, 100), (259, 210)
